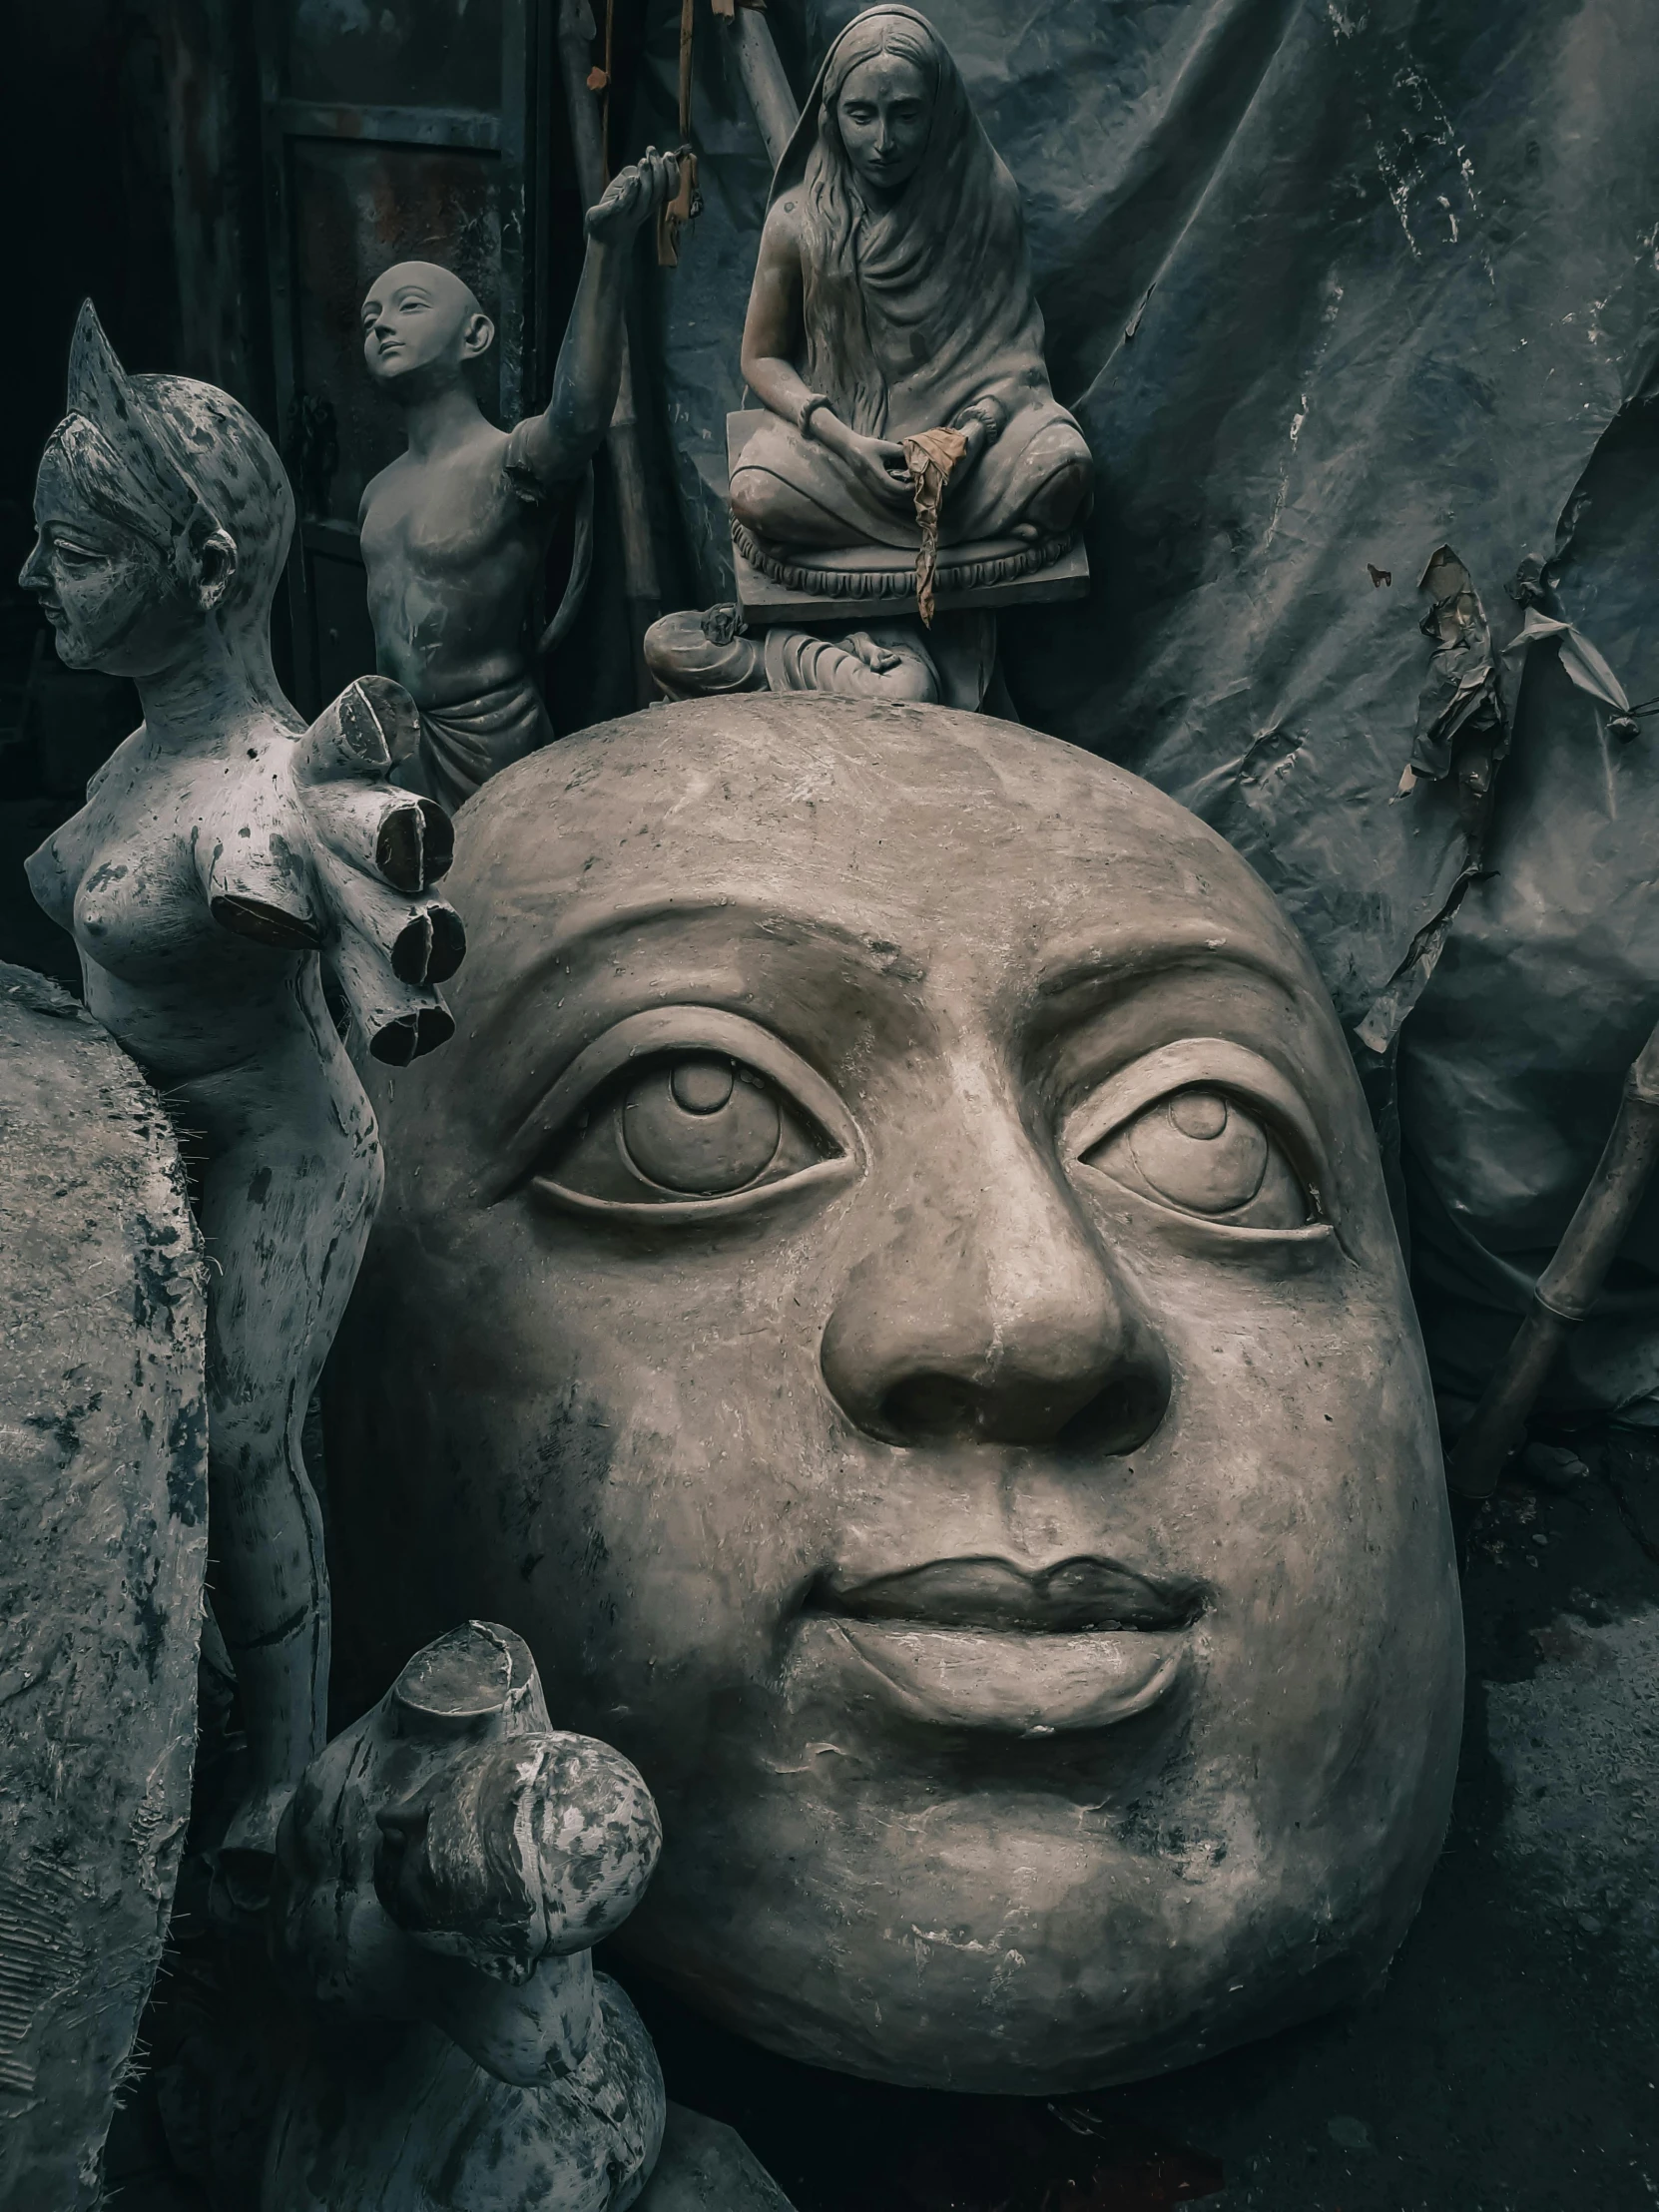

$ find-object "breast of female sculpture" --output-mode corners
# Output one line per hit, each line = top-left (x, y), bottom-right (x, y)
(32, 733), (333, 1089)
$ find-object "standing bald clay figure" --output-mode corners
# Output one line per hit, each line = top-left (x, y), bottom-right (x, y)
(359, 152), (679, 810)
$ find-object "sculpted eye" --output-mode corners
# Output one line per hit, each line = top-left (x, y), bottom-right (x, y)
(536, 1050), (838, 1210)
(1080, 1085), (1314, 1232)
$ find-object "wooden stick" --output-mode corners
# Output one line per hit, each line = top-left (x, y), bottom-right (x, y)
(657, 0), (699, 264)
(726, 3), (800, 168)
(556, 0), (661, 701)
(1447, 1014), (1659, 1496)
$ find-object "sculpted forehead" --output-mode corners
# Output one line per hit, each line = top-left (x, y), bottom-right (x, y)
(461, 697), (1300, 975)
(361, 260), (482, 316)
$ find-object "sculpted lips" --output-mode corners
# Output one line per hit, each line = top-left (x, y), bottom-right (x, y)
(815, 1555), (1203, 1633)
(804, 1557), (1204, 1734)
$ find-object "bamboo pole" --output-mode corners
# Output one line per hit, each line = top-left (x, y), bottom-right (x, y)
(728, 5), (800, 167)
(557, 0), (661, 703)
(1447, 1015), (1659, 1497)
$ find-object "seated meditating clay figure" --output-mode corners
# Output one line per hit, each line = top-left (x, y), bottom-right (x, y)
(324, 694), (1463, 2092)
(358, 152), (678, 811)
(22, 304), (463, 1855)
(729, 5), (1092, 577)
(644, 6), (1090, 710)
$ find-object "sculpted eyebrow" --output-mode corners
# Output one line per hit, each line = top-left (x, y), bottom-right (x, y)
(474, 899), (925, 1125)
(504, 897), (910, 980)
(1037, 930), (1301, 1002)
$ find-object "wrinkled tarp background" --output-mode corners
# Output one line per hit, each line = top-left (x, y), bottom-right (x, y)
(623, 0), (1659, 1418)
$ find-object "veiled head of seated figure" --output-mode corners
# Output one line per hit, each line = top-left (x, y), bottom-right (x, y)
(823, 10), (937, 200)
(327, 695), (1462, 2092)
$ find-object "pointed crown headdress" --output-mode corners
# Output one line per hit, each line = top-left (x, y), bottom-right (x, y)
(44, 302), (293, 619)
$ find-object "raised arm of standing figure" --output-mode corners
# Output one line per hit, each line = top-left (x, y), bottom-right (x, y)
(510, 148), (680, 494)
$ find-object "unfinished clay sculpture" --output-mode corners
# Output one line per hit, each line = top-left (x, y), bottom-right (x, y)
(21, 304), (463, 1855)
(326, 693), (1462, 2091)
(358, 152), (680, 809)
(648, 5), (1089, 707)
(265, 1620), (665, 2211)
(0, 965), (207, 2210)
(731, 6), (1090, 582)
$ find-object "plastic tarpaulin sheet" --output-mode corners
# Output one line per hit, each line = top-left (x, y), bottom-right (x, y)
(630, 0), (1659, 1411)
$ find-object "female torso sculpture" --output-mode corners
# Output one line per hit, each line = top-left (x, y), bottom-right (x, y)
(730, 5), (1092, 562)
(22, 304), (462, 1851)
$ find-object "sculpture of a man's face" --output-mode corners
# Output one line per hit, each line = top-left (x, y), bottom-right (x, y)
(360, 261), (494, 397)
(328, 697), (1462, 2092)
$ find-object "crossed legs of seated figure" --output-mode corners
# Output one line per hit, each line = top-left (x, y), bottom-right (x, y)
(729, 418), (1093, 554)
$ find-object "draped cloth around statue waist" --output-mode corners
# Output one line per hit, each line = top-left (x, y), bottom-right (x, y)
(394, 680), (553, 816)
(733, 404), (1088, 553)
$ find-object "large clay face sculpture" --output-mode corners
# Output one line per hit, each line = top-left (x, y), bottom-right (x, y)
(328, 695), (1462, 2091)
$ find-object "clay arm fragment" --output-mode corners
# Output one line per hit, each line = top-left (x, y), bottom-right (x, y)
(271, 1622), (663, 2089)
(291, 676), (466, 1063)
(199, 760), (325, 950)
(738, 203), (817, 428)
(737, 203), (908, 506)
(511, 151), (681, 496)
(374, 1732), (662, 1980)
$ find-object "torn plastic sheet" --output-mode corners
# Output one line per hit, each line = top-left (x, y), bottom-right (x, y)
(626, 0), (1659, 1410)
(1398, 369), (1659, 1420)
(633, 0), (1659, 1036)
(1407, 546), (1506, 784)
(1358, 544), (1504, 1057)
(1354, 860), (1485, 1059)
(1500, 608), (1630, 717)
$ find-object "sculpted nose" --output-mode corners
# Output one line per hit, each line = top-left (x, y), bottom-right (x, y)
(18, 537), (48, 592)
(820, 1067), (1170, 1451)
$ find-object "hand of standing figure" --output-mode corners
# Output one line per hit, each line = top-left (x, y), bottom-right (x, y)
(586, 147), (681, 242)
